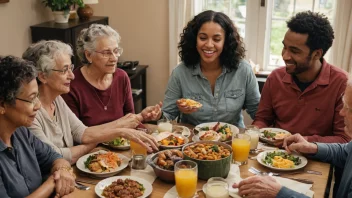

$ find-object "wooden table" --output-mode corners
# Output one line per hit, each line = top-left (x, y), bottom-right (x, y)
(72, 124), (332, 198)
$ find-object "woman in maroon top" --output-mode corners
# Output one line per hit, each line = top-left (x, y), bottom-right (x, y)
(62, 24), (161, 127)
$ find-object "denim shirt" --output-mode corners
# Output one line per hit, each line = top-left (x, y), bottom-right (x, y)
(0, 127), (62, 197)
(162, 60), (260, 128)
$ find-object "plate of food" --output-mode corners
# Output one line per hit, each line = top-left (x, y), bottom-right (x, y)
(76, 150), (129, 178)
(257, 150), (307, 171)
(156, 132), (189, 149)
(193, 122), (239, 142)
(259, 128), (291, 145)
(177, 98), (203, 108)
(95, 176), (152, 198)
(102, 137), (130, 150)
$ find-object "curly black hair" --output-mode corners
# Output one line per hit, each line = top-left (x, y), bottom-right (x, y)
(287, 11), (334, 57)
(0, 56), (37, 105)
(178, 10), (245, 70)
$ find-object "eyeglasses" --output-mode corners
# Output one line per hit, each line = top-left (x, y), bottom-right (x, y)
(51, 64), (74, 75)
(95, 47), (123, 58)
(16, 95), (40, 106)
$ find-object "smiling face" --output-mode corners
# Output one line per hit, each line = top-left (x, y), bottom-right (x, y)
(43, 53), (74, 95)
(340, 85), (352, 138)
(3, 79), (41, 127)
(87, 36), (119, 74)
(196, 22), (225, 67)
(282, 30), (317, 75)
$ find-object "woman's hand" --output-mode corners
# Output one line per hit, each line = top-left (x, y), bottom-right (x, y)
(232, 176), (282, 198)
(119, 128), (159, 152)
(52, 168), (75, 197)
(115, 113), (140, 129)
(176, 100), (200, 114)
(138, 102), (163, 122)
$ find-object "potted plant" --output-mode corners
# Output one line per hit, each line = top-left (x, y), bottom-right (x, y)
(42, 0), (84, 23)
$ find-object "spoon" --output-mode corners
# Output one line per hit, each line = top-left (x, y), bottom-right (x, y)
(75, 182), (90, 190)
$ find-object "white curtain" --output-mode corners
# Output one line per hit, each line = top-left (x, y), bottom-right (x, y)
(331, 0), (352, 73)
(168, 0), (194, 75)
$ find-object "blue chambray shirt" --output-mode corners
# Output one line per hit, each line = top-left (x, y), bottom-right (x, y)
(0, 127), (62, 197)
(162, 60), (260, 128)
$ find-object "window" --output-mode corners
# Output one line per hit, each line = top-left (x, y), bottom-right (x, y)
(194, 0), (336, 71)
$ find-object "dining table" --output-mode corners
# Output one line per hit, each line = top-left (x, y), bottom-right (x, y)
(71, 124), (333, 198)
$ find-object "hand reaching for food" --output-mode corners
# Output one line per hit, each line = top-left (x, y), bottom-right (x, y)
(115, 113), (140, 129)
(176, 98), (202, 114)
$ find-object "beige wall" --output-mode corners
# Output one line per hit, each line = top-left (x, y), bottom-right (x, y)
(92, 0), (169, 106)
(0, 0), (52, 57)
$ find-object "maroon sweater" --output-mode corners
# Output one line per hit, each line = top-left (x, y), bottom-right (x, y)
(62, 67), (134, 126)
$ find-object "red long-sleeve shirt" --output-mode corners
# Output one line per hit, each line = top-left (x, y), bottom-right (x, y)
(62, 67), (134, 127)
(253, 59), (350, 143)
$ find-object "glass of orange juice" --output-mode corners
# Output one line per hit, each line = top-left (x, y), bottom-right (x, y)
(232, 133), (251, 165)
(175, 160), (198, 198)
(130, 140), (148, 155)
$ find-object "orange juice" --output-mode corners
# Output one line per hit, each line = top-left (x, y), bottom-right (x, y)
(175, 169), (197, 198)
(232, 138), (250, 162)
(130, 141), (147, 155)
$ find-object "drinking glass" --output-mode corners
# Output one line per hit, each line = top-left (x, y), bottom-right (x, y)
(157, 118), (173, 133)
(175, 160), (198, 198)
(205, 177), (229, 198)
(245, 125), (260, 153)
(130, 141), (147, 169)
(232, 133), (251, 165)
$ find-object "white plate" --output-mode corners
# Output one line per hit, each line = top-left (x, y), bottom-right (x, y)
(257, 150), (308, 171)
(95, 176), (153, 198)
(102, 142), (130, 150)
(172, 125), (191, 137)
(76, 150), (130, 178)
(259, 128), (291, 145)
(193, 122), (239, 142)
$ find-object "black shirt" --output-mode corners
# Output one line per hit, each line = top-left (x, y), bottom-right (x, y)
(293, 75), (313, 92)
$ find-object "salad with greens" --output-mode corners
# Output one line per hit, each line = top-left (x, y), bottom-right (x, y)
(106, 137), (130, 147)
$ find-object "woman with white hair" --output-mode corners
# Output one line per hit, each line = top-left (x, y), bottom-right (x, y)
(62, 24), (162, 127)
(23, 40), (159, 164)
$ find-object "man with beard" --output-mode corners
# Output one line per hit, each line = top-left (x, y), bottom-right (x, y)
(253, 11), (350, 144)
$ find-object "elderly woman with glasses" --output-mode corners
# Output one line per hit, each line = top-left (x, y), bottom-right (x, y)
(23, 40), (158, 164)
(0, 56), (75, 198)
(61, 24), (162, 127)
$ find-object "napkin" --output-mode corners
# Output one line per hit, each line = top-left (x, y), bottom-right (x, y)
(273, 176), (314, 198)
(130, 164), (157, 184)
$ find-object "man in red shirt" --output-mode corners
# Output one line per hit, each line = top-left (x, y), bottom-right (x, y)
(253, 11), (350, 144)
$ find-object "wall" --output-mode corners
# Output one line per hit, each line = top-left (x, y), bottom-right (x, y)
(0, 0), (52, 57)
(92, 0), (169, 106)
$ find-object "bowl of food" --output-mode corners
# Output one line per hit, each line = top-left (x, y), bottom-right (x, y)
(147, 149), (183, 183)
(182, 141), (232, 180)
(193, 122), (238, 142)
(156, 132), (189, 150)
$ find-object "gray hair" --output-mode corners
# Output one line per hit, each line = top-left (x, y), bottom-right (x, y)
(348, 77), (352, 88)
(76, 24), (121, 64)
(22, 40), (73, 74)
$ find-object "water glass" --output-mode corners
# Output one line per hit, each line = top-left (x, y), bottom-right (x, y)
(245, 125), (260, 153)
(231, 133), (251, 165)
(175, 160), (198, 198)
(157, 118), (173, 133)
(205, 177), (229, 198)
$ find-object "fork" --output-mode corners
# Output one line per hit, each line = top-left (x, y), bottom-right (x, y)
(249, 167), (314, 184)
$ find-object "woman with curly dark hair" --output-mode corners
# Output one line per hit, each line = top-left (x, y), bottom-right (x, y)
(162, 10), (260, 127)
(0, 56), (75, 197)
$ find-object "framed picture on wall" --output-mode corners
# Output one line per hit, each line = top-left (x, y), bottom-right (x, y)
(0, 0), (9, 3)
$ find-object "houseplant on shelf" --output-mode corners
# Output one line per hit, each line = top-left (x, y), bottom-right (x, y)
(42, 0), (84, 23)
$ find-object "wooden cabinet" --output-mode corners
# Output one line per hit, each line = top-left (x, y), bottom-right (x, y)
(30, 16), (109, 67)
(124, 65), (148, 114)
